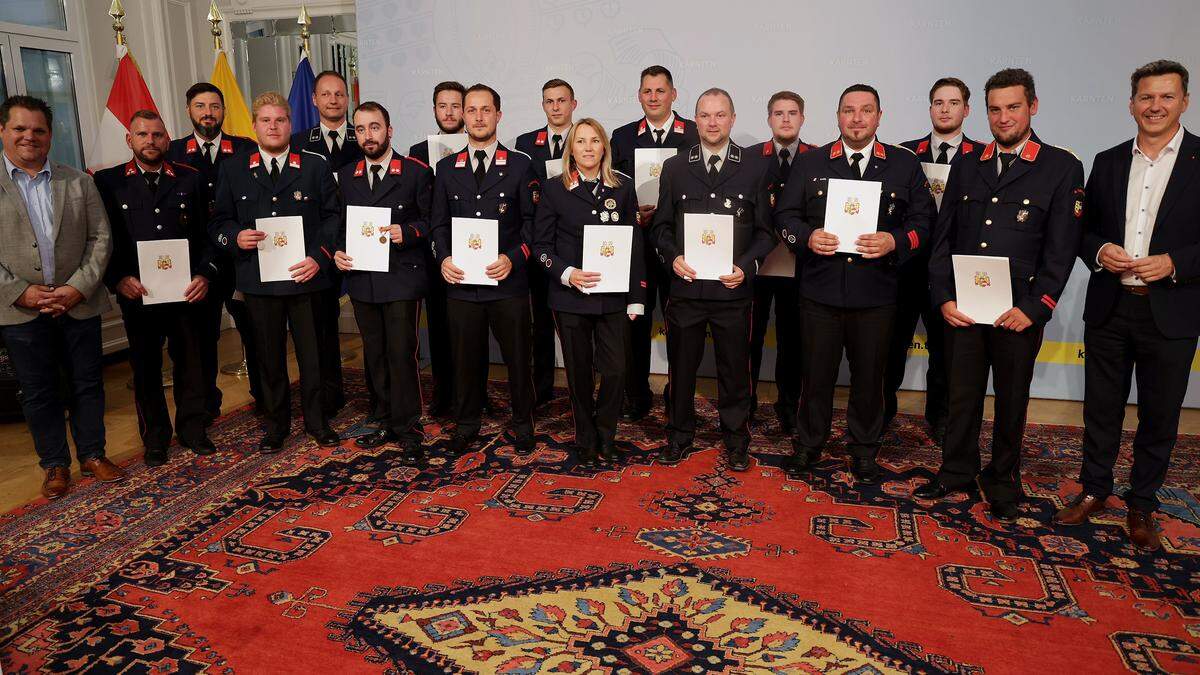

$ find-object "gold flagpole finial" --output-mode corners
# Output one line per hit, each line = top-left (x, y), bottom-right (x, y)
(297, 5), (312, 56)
(208, 1), (225, 51)
(109, 0), (127, 46)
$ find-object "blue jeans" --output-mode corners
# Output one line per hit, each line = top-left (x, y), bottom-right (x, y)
(1, 314), (106, 468)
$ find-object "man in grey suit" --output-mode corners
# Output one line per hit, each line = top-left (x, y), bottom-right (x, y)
(0, 95), (127, 499)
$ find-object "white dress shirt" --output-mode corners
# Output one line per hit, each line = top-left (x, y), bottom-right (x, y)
(467, 140), (498, 173)
(646, 112), (677, 143)
(321, 120), (349, 153)
(366, 149), (394, 188)
(774, 138), (801, 165)
(930, 131), (963, 163)
(258, 145), (290, 171)
(195, 131), (223, 162)
(701, 142), (729, 174)
(1119, 124), (1185, 285)
(842, 136), (876, 174)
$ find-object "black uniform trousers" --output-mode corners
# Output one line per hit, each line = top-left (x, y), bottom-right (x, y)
(938, 322), (1043, 505)
(1080, 292), (1196, 513)
(313, 285), (346, 414)
(352, 298), (424, 443)
(424, 254), (454, 409)
(665, 297), (753, 451)
(446, 295), (534, 440)
(198, 274), (263, 415)
(529, 266), (558, 402)
(556, 310), (629, 449)
(750, 276), (802, 422)
(797, 299), (895, 458)
(119, 300), (208, 450)
(243, 293), (327, 439)
(884, 283), (948, 428)
(625, 265), (671, 406)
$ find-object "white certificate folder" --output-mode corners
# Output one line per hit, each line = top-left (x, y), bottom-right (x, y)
(952, 255), (1012, 325)
(136, 239), (190, 305)
(824, 178), (881, 253)
(635, 148), (676, 206)
(683, 213), (734, 281)
(921, 162), (952, 211)
(345, 205), (392, 272)
(581, 225), (633, 294)
(452, 217), (499, 286)
(256, 216), (306, 283)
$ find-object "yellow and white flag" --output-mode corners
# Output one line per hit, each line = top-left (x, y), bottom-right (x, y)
(210, 50), (253, 139)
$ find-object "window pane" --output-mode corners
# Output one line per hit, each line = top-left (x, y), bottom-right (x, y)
(19, 47), (82, 168)
(0, 1), (67, 31)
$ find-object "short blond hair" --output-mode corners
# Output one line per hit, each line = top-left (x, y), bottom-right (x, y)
(251, 91), (290, 119)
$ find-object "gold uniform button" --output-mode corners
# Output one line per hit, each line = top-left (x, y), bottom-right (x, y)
(890, 192), (896, 198)
(817, 190), (824, 196)
(710, 193), (716, 198)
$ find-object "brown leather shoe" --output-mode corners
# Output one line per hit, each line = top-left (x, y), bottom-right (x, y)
(41, 466), (70, 500)
(1127, 509), (1161, 552)
(80, 456), (128, 484)
(1052, 493), (1108, 525)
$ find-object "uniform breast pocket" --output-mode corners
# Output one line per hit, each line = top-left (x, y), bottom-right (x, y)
(1005, 193), (1049, 231)
(676, 193), (705, 215)
(881, 184), (910, 221)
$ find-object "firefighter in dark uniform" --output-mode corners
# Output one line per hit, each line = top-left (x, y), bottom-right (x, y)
(289, 70), (362, 419)
(210, 91), (342, 454)
(333, 102), (433, 463)
(167, 82), (258, 421)
(408, 80), (466, 416)
(609, 65), (700, 422)
(920, 69), (1084, 521)
(651, 88), (775, 471)
(95, 110), (216, 466)
(532, 118), (645, 467)
(890, 77), (982, 443)
(748, 91), (813, 435)
(429, 84), (539, 455)
(516, 78), (578, 407)
(775, 83), (935, 485)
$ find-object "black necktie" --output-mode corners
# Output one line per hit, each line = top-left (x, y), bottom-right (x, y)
(203, 141), (215, 164)
(581, 178), (598, 198)
(144, 171), (159, 193)
(998, 152), (1017, 177)
(328, 130), (341, 156)
(779, 147), (791, 175)
(551, 134), (562, 160)
(269, 157), (280, 183)
(707, 154), (720, 181)
(936, 142), (951, 164)
(370, 164), (383, 191)
(849, 152), (864, 178)
(474, 150), (487, 186)
(654, 129), (665, 146)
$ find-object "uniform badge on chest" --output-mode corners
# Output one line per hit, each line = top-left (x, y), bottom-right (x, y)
(1016, 208), (1029, 223)
(887, 203), (895, 216)
(723, 197), (732, 209)
(604, 198), (616, 210)
(294, 191), (303, 201)
(498, 202), (508, 214)
(600, 211), (610, 223)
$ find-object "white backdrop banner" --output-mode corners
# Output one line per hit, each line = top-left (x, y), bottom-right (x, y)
(357, 0), (1200, 405)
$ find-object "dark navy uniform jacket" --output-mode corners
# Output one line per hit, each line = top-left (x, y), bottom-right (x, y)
(291, 123), (364, 171)
(901, 133), (984, 164)
(930, 132), (1085, 325)
(166, 133), (256, 205)
(649, 143), (776, 301)
(428, 143), (539, 302)
(515, 126), (570, 182)
(774, 139), (936, 308)
(747, 139), (815, 274)
(336, 151), (433, 303)
(609, 113), (700, 182)
(95, 159), (216, 297)
(209, 148), (342, 296)
(532, 169), (646, 314)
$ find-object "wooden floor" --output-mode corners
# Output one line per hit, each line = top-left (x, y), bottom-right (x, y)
(2, 328), (1197, 512)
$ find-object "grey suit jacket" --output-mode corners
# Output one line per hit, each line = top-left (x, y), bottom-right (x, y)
(0, 160), (112, 325)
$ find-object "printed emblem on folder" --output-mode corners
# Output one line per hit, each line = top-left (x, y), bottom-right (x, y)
(844, 196), (862, 216)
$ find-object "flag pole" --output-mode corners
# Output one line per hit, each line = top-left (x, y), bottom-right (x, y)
(208, 0), (224, 52)
(109, 0), (126, 46)
(298, 5), (312, 57)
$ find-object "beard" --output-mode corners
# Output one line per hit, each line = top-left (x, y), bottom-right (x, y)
(363, 142), (389, 161)
(133, 146), (164, 166)
(438, 118), (464, 133)
(192, 119), (221, 139)
(993, 126), (1028, 148)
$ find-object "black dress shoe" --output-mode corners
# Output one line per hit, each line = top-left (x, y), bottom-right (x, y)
(356, 429), (397, 449)
(400, 442), (426, 466)
(144, 447), (168, 467)
(913, 481), (954, 500)
(990, 501), (1019, 522)
(782, 442), (819, 478)
(621, 400), (650, 422)
(259, 434), (286, 455)
(727, 448), (750, 472)
(658, 442), (688, 465)
(851, 456), (881, 485)
(577, 446), (599, 468)
(448, 434), (477, 455)
(182, 436), (217, 456)
(309, 429), (341, 447)
(598, 439), (620, 463)
(513, 434), (536, 456)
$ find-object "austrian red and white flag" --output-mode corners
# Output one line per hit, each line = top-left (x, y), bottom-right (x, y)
(86, 44), (161, 173)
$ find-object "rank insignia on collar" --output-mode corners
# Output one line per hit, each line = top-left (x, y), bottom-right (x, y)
(535, 131), (547, 146)
(1016, 208), (1029, 222)
(220, 139), (234, 154)
(185, 138), (198, 153)
(495, 150), (508, 166)
(604, 198), (617, 209)
(673, 119), (685, 135)
(288, 153), (301, 169)
(294, 191), (303, 201)
(389, 159), (403, 175)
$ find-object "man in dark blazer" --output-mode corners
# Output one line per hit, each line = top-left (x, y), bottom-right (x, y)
(290, 70), (362, 418)
(775, 83), (935, 484)
(747, 90), (813, 435)
(95, 110), (216, 466)
(334, 101), (433, 463)
(1053, 60), (1198, 552)
(609, 65), (700, 421)
(429, 84), (539, 455)
(892, 77), (983, 443)
(651, 88), (775, 471)
(167, 81), (258, 421)
(408, 80), (465, 416)
(922, 69), (1084, 521)
(210, 91), (342, 454)
(516, 78), (579, 407)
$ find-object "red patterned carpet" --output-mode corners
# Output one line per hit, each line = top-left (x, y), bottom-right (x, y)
(2, 370), (1199, 674)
